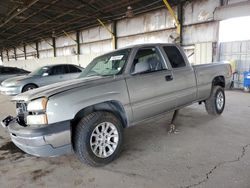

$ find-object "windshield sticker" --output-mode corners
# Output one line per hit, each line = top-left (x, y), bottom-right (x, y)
(110, 55), (124, 61)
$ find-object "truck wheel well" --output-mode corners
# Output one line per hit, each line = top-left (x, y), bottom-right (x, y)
(71, 101), (128, 130)
(212, 76), (225, 88)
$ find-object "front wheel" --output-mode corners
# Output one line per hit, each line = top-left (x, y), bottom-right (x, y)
(205, 86), (225, 115)
(73, 111), (123, 166)
(22, 84), (37, 92)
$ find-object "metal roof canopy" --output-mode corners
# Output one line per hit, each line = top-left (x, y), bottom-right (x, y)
(0, 0), (186, 50)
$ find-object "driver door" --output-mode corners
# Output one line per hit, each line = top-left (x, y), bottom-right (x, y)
(125, 47), (177, 123)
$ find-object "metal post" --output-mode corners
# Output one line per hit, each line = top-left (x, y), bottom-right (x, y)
(36, 41), (39, 58)
(6, 49), (9, 61)
(52, 37), (56, 57)
(1, 50), (3, 62)
(111, 21), (117, 49)
(14, 47), (17, 60)
(24, 45), (27, 60)
(76, 31), (80, 55)
(177, 2), (183, 45)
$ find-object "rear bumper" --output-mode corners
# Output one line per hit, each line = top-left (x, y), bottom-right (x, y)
(5, 119), (72, 157)
(0, 85), (22, 95)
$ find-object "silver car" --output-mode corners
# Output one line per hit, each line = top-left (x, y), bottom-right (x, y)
(0, 64), (84, 95)
(0, 66), (30, 83)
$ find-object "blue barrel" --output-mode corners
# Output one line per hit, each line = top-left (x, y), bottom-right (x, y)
(244, 72), (250, 87)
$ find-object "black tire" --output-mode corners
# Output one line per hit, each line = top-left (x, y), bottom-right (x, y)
(73, 111), (123, 166)
(205, 86), (225, 115)
(22, 84), (38, 92)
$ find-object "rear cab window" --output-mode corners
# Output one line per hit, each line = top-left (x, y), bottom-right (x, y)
(163, 46), (186, 68)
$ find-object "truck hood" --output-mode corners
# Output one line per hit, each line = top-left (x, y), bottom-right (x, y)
(12, 76), (108, 102)
(1, 75), (32, 87)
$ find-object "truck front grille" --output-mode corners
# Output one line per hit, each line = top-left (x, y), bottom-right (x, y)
(16, 102), (28, 126)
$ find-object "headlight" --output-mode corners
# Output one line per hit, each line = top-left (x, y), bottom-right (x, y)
(27, 97), (48, 112)
(27, 114), (48, 125)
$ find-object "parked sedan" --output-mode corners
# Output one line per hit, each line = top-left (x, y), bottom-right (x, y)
(0, 64), (84, 95)
(0, 66), (30, 83)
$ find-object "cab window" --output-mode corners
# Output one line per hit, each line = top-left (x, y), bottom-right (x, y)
(163, 46), (186, 68)
(131, 47), (166, 74)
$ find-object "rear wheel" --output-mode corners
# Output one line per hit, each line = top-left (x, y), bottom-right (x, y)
(73, 111), (123, 166)
(205, 86), (225, 115)
(22, 84), (38, 92)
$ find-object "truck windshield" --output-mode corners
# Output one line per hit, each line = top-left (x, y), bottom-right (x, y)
(80, 49), (131, 77)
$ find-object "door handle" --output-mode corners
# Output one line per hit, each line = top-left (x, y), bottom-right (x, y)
(165, 75), (173, 81)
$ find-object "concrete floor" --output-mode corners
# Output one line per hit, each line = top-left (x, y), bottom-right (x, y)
(0, 90), (250, 188)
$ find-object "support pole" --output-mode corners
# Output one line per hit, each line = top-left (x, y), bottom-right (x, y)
(177, 2), (183, 45)
(36, 41), (39, 58)
(6, 49), (9, 61)
(76, 31), (81, 54)
(52, 37), (56, 57)
(24, 45), (27, 60)
(111, 21), (117, 49)
(14, 47), (17, 60)
(0, 50), (3, 62)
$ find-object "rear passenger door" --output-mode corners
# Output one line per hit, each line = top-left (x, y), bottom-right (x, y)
(162, 45), (197, 107)
(126, 47), (176, 122)
(39, 65), (69, 86)
(67, 65), (82, 79)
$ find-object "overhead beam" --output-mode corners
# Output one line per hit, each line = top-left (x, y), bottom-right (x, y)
(214, 1), (250, 20)
(5, 0), (139, 42)
(0, 0), (59, 35)
(0, 0), (40, 29)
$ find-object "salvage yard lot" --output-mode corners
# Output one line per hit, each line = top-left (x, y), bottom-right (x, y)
(0, 91), (250, 188)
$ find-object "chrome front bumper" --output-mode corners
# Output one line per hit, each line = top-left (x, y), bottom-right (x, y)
(0, 85), (22, 95)
(2, 117), (72, 157)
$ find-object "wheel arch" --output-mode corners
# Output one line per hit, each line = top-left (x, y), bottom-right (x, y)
(212, 75), (225, 88)
(22, 83), (39, 92)
(71, 100), (128, 129)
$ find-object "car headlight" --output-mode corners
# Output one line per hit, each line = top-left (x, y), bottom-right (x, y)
(27, 97), (48, 112)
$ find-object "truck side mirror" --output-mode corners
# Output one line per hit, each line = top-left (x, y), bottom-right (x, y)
(42, 73), (49, 77)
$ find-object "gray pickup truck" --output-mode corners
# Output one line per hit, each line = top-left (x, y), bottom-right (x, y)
(2, 43), (232, 166)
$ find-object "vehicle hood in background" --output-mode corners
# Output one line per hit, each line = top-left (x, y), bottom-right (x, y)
(1, 75), (33, 87)
(12, 76), (114, 102)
